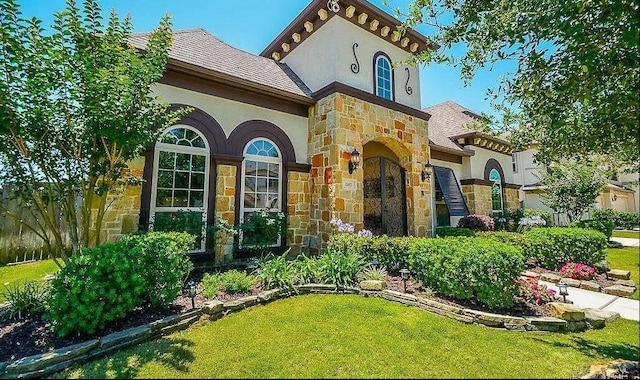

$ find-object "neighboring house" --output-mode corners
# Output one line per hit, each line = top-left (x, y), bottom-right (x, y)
(423, 101), (520, 228)
(512, 144), (639, 225)
(98, 0), (521, 256)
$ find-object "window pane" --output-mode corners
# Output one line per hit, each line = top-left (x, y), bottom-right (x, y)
(245, 160), (257, 175)
(268, 179), (279, 193)
(255, 193), (267, 208)
(174, 171), (189, 189)
(173, 190), (188, 207)
(257, 161), (268, 175)
(189, 191), (204, 207)
(244, 191), (256, 208)
(176, 153), (190, 171)
(158, 170), (174, 188)
(158, 151), (175, 169)
(191, 173), (205, 189)
(269, 163), (279, 176)
(191, 155), (205, 172)
(245, 177), (256, 192)
(156, 189), (173, 207)
(256, 178), (267, 192)
(184, 128), (197, 142)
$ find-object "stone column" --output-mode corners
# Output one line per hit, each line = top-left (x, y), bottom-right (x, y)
(215, 164), (237, 262)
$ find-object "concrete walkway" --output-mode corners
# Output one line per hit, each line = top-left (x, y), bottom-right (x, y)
(540, 280), (639, 321)
(610, 236), (640, 247)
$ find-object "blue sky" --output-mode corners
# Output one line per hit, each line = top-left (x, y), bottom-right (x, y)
(20, 0), (514, 118)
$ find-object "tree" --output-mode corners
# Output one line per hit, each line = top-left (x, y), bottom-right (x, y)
(0, 0), (188, 266)
(393, 0), (639, 169)
(537, 160), (608, 223)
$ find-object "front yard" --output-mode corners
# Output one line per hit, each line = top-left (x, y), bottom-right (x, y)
(0, 260), (58, 302)
(607, 247), (639, 300)
(58, 294), (639, 379)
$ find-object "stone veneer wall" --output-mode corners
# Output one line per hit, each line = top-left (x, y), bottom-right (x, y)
(287, 171), (311, 256)
(214, 164), (238, 258)
(308, 92), (431, 250)
(461, 183), (493, 215)
(91, 157), (145, 243)
(504, 187), (520, 211)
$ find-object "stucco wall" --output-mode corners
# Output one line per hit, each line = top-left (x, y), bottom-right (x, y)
(467, 146), (514, 184)
(153, 83), (309, 163)
(283, 17), (421, 109)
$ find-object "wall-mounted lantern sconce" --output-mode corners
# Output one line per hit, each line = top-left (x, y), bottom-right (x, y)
(612, 194), (618, 202)
(421, 161), (433, 182)
(348, 148), (361, 174)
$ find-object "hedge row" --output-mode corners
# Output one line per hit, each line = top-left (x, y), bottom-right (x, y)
(592, 209), (640, 230)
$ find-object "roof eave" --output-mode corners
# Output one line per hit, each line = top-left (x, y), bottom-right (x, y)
(167, 59), (315, 105)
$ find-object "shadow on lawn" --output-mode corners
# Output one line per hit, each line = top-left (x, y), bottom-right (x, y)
(58, 337), (196, 379)
(532, 336), (639, 362)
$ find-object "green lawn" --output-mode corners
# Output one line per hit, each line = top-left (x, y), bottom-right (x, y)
(0, 259), (59, 302)
(607, 247), (639, 300)
(58, 294), (639, 379)
(612, 230), (640, 239)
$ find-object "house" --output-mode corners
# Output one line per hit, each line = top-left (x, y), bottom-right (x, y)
(100, 0), (521, 258)
(513, 145), (639, 225)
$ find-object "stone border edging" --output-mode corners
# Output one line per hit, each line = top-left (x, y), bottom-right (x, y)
(0, 283), (619, 379)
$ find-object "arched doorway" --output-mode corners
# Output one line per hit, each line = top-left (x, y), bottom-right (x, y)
(362, 154), (408, 236)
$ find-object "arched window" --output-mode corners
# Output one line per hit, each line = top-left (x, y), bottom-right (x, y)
(374, 52), (393, 100)
(150, 125), (209, 251)
(240, 138), (283, 246)
(489, 168), (503, 215)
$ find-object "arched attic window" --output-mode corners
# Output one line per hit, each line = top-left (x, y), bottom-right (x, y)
(374, 52), (394, 101)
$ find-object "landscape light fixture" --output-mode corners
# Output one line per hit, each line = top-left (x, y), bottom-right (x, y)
(348, 148), (361, 174)
(421, 161), (433, 182)
(400, 268), (411, 293)
(187, 281), (197, 309)
(557, 281), (569, 303)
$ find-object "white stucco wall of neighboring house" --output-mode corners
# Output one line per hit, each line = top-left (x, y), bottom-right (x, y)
(432, 159), (464, 183)
(466, 146), (514, 184)
(512, 148), (544, 186)
(618, 172), (640, 213)
(282, 16), (421, 109)
(153, 83), (309, 163)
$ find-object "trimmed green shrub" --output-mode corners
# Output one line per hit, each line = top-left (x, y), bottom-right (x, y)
(616, 211), (640, 229)
(435, 226), (475, 237)
(121, 232), (194, 309)
(317, 249), (366, 288)
(369, 235), (414, 270)
(458, 214), (495, 231)
(475, 231), (529, 248)
(523, 227), (607, 270)
(201, 270), (255, 298)
(409, 237), (524, 309)
(46, 232), (194, 337)
(569, 219), (614, 240)
(592, 209), (640, 230)
(46, 242), (146, 337)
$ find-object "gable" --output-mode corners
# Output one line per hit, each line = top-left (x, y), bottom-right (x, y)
(261, 0), (433, 62)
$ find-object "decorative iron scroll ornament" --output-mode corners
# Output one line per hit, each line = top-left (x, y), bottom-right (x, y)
(404, 67), (413, 95)
(327, 0), (340, 13)
(351, 43), (360, 74)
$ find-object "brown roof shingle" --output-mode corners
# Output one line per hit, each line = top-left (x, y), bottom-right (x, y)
(129, 28), (312, 100)
(423, 101), (479, 153)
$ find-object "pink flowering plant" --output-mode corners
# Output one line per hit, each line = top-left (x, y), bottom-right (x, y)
(515, 277), (556, 305)
(559, 262), (597, 280)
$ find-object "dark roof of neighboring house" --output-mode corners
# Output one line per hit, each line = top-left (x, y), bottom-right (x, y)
(423, 101), (479, 154)
(424, 100), (513, 156)
(129, 28), (313, 101)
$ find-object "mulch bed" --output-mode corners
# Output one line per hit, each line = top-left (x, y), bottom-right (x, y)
(1, 271), (554, 364)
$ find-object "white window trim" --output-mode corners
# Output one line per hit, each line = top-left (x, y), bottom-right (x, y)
(239, 137), (283, 247)
(375, 55), (393, 101)
(149, 125), (210, 252)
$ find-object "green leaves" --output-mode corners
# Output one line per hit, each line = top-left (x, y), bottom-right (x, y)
(0, 0), (189, 260)
(401, 0), (639, 169)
